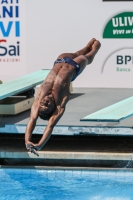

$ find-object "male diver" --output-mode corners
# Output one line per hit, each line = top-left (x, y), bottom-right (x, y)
(25, 38), (101, 156)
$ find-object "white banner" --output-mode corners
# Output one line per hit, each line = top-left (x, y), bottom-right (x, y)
(0, 0), (26, 82)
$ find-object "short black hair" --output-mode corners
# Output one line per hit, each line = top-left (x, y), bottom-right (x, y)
(39, 113), (51, 121)
(38, 106), (56, 121)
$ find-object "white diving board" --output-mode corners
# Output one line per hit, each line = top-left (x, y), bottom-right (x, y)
(81, 96), (133, 122)
(0, 70), (50, 100)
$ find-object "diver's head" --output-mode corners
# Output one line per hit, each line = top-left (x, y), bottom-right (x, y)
(38, 96), (56, 120)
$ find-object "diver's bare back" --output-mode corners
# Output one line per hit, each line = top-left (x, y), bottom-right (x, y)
(40, 63), (74, 105)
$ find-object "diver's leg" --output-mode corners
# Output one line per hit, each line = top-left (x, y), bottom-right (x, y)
(73, 40), (101, 74)
(57, 38), (97, 60)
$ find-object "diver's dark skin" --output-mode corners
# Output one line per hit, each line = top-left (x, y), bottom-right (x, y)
(25, 38), (101, 156)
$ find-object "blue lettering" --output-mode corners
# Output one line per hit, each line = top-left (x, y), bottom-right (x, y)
(15, 6), (19, 17)
(125, 56), (131, 64)
(0, 45), (7, 56)
(3, 6), (13, 18)
(0, 6), (19, 18)
(0, 0), (19, 4)
(10, 0), (19, 3)
(17, 41), (19, 55)
(15, 21), (20, 37)
(9, 45), (16, 56)
(117, 56), (123, 64)
(0, 21), (20, 37)
(0, 21), (13, 37)
(1, 0), (8, 4)
(0, 41), (20, 56)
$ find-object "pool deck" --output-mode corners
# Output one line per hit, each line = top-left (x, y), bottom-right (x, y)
(1, 87), (133, 168)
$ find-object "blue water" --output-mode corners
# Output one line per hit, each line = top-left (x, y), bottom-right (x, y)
(0, 168), (133, 200)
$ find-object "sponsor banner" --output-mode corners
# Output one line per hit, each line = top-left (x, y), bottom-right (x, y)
(0, 0), (26, 82)
(101, 48), (133, 87)
(102, 11), (133, 87)
(102, 48), (133, 73)
(103, 12), (133, 38)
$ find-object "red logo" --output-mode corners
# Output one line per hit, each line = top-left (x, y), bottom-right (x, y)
(0, 39), (6, 43)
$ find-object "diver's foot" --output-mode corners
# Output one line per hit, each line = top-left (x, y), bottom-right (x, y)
(86, 38), (96, 50)
(92, 40), (101, 53)
(86, 40), (101, 64)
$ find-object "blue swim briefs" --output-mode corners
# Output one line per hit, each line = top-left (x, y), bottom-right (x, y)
(54, 57), (80, 81)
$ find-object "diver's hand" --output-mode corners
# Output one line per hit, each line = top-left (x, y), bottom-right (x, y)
(25, 141), (40, 157)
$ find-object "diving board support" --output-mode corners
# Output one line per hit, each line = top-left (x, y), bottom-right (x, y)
(0, 97), (35, 115)
(81, 96), (133, 122)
